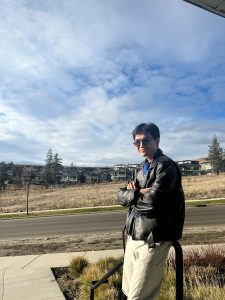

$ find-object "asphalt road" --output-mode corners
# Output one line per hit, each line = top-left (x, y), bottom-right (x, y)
(0, 205), (225, 240)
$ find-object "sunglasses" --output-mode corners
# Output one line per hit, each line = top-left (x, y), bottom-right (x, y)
(133, 138), (153, 147)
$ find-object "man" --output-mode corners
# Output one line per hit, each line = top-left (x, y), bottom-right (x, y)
(118, 123), (185, 300)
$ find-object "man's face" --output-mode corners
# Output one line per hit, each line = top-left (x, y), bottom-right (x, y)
(134, 133), (159, 160)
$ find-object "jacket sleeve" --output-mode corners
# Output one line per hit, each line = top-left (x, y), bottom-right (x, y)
(117, 187), (139, 207)
(148, 159), (180, 203)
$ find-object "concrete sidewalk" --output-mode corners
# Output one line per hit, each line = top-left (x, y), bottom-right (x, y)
(0, 249), (124, 300)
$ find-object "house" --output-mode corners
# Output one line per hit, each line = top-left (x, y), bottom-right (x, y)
(113, 164), (127, 171)
(111, 164), (134, 182)
(197, 158), (212, 174)
(111, 170), (132, 181)
(85, 168), (112, 183)
(177, 160), (200, 176)
(60, 166), (85, 184)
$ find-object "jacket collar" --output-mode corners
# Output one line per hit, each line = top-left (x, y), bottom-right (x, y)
(139, 148), (163, 170)
(150, 148), (163, 168)
(138, 148), (164, 169)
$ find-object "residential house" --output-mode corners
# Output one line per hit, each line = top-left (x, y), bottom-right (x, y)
(111, 164), (135, 181)
(197, 158), (212, 174)
(177, 160), (200, 176)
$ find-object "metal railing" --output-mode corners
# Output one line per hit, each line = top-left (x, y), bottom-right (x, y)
(172, 240), (184, 300)
(89, 259), (124, 300)
(89, 240), (183, 300)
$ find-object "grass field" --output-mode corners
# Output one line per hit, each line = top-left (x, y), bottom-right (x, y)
(0, 173), (225, 214)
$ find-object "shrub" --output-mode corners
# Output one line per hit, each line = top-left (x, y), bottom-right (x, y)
(69, 256), (89, 278)
(159, 266), (225, 300)
(94, 256), (123, 288)
(79, 264), (119, 300)
(163, 245), (225, 300)
(79, 257), (123, 300)
(167, 245), (225, 271)
(95, 256), (121, 273)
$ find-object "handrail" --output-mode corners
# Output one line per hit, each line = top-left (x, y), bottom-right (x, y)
(89, 259), (123, 300)
(89, 240), (183, 300)
(172, 240), (184, 300)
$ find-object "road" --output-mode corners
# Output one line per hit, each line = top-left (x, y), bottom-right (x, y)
(0, 205), (225, 240)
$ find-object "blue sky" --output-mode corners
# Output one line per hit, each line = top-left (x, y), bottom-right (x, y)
(0, 0), (225, 166)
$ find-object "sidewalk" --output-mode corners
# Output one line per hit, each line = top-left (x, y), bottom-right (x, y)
(0, 249), (124, 300)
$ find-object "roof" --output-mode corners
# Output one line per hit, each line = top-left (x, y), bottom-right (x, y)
(197, 158), (210, 164)
(184, 0), (225, 18)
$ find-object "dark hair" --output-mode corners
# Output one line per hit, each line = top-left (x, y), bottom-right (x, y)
(132, 123), (160, 140)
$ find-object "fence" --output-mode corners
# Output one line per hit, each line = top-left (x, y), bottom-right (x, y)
(89, 240), (183, 300)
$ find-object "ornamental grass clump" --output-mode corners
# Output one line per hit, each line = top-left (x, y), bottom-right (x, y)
(60, 255), (123, 300)
(95, 256), (123, 290)
(69, 256), (89, 278)
(79, 258), (122, 300)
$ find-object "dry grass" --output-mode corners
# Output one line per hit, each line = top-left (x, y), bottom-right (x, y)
(0, 182), (122, 213)
(159, 245), (225, 300)
(1, 173), (225, 213)
(79, 259), (122, 300)
(183, 173), (225, 200)
(158, 267), (225, 300)
(69, 256), (89, 278)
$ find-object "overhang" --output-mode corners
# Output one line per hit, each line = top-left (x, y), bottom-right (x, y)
(184, 0), (225, 18)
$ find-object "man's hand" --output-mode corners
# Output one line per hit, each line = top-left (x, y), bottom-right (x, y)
(139, 188), (150, 195)
(127, 182), (150, 195)
(127, 181), (136, 189)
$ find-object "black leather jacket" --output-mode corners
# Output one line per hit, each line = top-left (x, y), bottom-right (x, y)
(118, 149), (185, 243)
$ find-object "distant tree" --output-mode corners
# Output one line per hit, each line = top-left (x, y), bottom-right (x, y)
(208, 135), (224, 175)
(221, 148), (225, 173)
(13, 166), (23, 188)
(0, 162), (8, 190)
(43, 149), (63, 187)
(43, 148), (54, 187)
(52, 153), (63, 186)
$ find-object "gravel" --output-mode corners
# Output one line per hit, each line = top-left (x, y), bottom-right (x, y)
(1, 225), (225, 257)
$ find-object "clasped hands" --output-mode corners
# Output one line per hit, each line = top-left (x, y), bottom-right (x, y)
(127, 181), (150, 196)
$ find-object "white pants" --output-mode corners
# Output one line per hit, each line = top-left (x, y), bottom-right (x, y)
(122, 236), (172, 300)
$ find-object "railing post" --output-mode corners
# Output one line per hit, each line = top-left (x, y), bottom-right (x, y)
(172, 240), (184, 300)
(90, 280), (98, 300)
(90, 285), (94, 300)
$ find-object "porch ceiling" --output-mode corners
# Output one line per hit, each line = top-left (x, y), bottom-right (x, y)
(184, 0), (225, 18)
